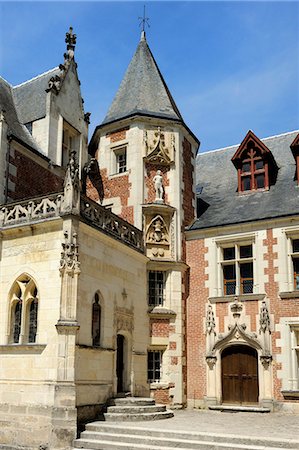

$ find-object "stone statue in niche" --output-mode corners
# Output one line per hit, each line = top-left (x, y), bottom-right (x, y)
(153, 170), (164, 203)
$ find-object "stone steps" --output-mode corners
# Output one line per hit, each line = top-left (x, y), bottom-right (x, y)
(73, 423), (299, 450)
(103, 396), (174, 422)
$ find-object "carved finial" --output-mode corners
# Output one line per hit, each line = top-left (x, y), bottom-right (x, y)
(259, 301), (271, 333)
(0, 110), (6, 122)
(64, 26), (76, 62)
(139, 5), (150, 39)
(153, 170), (164, 204)
(206, 305), (216, 335)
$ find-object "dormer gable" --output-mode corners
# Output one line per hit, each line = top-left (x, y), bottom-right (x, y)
(232, 130), (278, 193)
(290, 133), (299, 185)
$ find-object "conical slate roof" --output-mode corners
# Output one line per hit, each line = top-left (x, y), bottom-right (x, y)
(102, 32), (183, 125)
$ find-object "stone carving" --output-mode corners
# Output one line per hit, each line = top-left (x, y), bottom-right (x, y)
(260, 354), (272, 369)
(46, 75), (61, 94)
(0, 193), (63, 227)
(146, 215), (169, 244)
(84, 112), (91, 124)
(80, 197), (144, 253)
(64, 26), (76, 62)
(153, 170), (164, 203)
(81, 157), (104, 202)
(259, 301), (271, 333)
(206, 354), (217, 369)
(230, 298), (243, 320)
(144, 127), (173, 165)
(0, 110), (6, 122)
(114, 305), (134, 333)
(63, 150), (80, 214)
(59, 231), (80, 273)
(206, 305), (216, 335)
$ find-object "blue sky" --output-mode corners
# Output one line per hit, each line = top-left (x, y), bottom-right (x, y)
(0, 1), (298, 152)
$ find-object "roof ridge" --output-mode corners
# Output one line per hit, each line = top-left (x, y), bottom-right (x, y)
(13, 67), (59, 88)
(200, 129), (299, 156)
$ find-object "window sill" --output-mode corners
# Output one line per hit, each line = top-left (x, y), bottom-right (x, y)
(279, 291), (299, 299)
(109, 171), (129, 179)
(0, 344), (46, 354)
(208, 293), (266, 303)
(281, 390), (299, 399)
(148, 306), (176, 318)
(149, 382), (174, 389)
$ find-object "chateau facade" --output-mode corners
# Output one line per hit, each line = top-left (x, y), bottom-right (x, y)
(0, 28), (298, 449)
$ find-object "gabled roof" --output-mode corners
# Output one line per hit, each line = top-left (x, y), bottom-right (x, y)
(102, 32), (183, 126)
(0, 76), (41, 152)
(231, 130), (274, 166)
(189, 130), (299, 231)
(12, 67), (60, 124)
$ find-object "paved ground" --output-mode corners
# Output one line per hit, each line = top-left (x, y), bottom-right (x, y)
(118, 409), (299, 442)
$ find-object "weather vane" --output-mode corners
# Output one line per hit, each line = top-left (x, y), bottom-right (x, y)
(138, 5), (150, 32)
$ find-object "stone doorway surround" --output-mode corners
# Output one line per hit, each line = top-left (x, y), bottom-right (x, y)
(205, 298), (274, 410)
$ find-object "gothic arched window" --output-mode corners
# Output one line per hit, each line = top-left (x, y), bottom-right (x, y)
(92, 292), (101, 347)
(9, 275), (39, 344)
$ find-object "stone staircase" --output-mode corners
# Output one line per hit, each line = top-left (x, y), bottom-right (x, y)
(73, 422), (299, 450)
(104, 396), (173, 421)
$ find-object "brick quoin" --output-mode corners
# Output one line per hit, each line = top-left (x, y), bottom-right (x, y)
(8, 148), (63, 201)
(169, 341), (177, 350)
(150, 319), (169, 337)
(145, 163), (169, 204)
(263, 229), (299, 403)
(87, 168), (134, 225)
(186, 239), (208, 401)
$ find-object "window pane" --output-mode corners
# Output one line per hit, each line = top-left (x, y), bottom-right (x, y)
(240, 262), (253, 294)
(293, 240), (299, 253)
(148, 271), (165, 306)
(242, 162), (250, 172)
(240, 245), (252, 259)
(116, 150), (127, 173)
(255, 160), (264, 170)
(92, 299), (101, 346)
(29, 299), (38, 343)
(148, 351), (162, 382)
(242, 176), (251, 191)
(293, 259), (299, 290)
(255, 174), (265, 189)
(13, 301), (22, 344)
(223, 265), (236, 295)
(223, 247), (235, 260)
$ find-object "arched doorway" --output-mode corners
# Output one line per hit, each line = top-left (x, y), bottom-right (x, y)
(116, 334), (125, 393)
(221, 345), (259, 404)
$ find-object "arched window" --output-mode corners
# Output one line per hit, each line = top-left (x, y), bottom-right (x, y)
(92, 292), (101, 347)
(9, 275), (39, 344)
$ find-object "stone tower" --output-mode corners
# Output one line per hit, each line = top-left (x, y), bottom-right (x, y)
(89, 31), (199, 406)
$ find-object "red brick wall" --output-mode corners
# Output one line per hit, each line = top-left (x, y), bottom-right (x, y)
(8, 147), (63, 201)
(186, 239), (208, 400)
(182, 138), (195, 227)
(263, 229), (299, 402)
(87, 168), (134, 225)
(145, 163), (169, 204)
(151, 387), (171, 405)
(106, 127), (129, 143)
(150, 319), (169, 337)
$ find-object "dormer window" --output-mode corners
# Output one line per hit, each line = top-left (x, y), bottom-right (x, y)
(62, 120), (80, 168)
(290, 133), (299, 185)
(232, 130), (277, 194)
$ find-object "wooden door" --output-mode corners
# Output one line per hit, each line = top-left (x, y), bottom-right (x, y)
(221, 345), (258, 404)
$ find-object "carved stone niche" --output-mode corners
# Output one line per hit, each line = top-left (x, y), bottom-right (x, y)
(143, 127), (175, 165)
(143, 203), (176, 260)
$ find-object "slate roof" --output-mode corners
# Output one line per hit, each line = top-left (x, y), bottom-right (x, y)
(0, 76), (40, 152)
(12, 67), (60, 124)
(102, 32), (183, 125)
(190, 130), (299, 231)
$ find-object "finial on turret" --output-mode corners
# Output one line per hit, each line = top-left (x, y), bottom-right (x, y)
(64, 26), (77, 62)
(138, 5), (150, 40)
